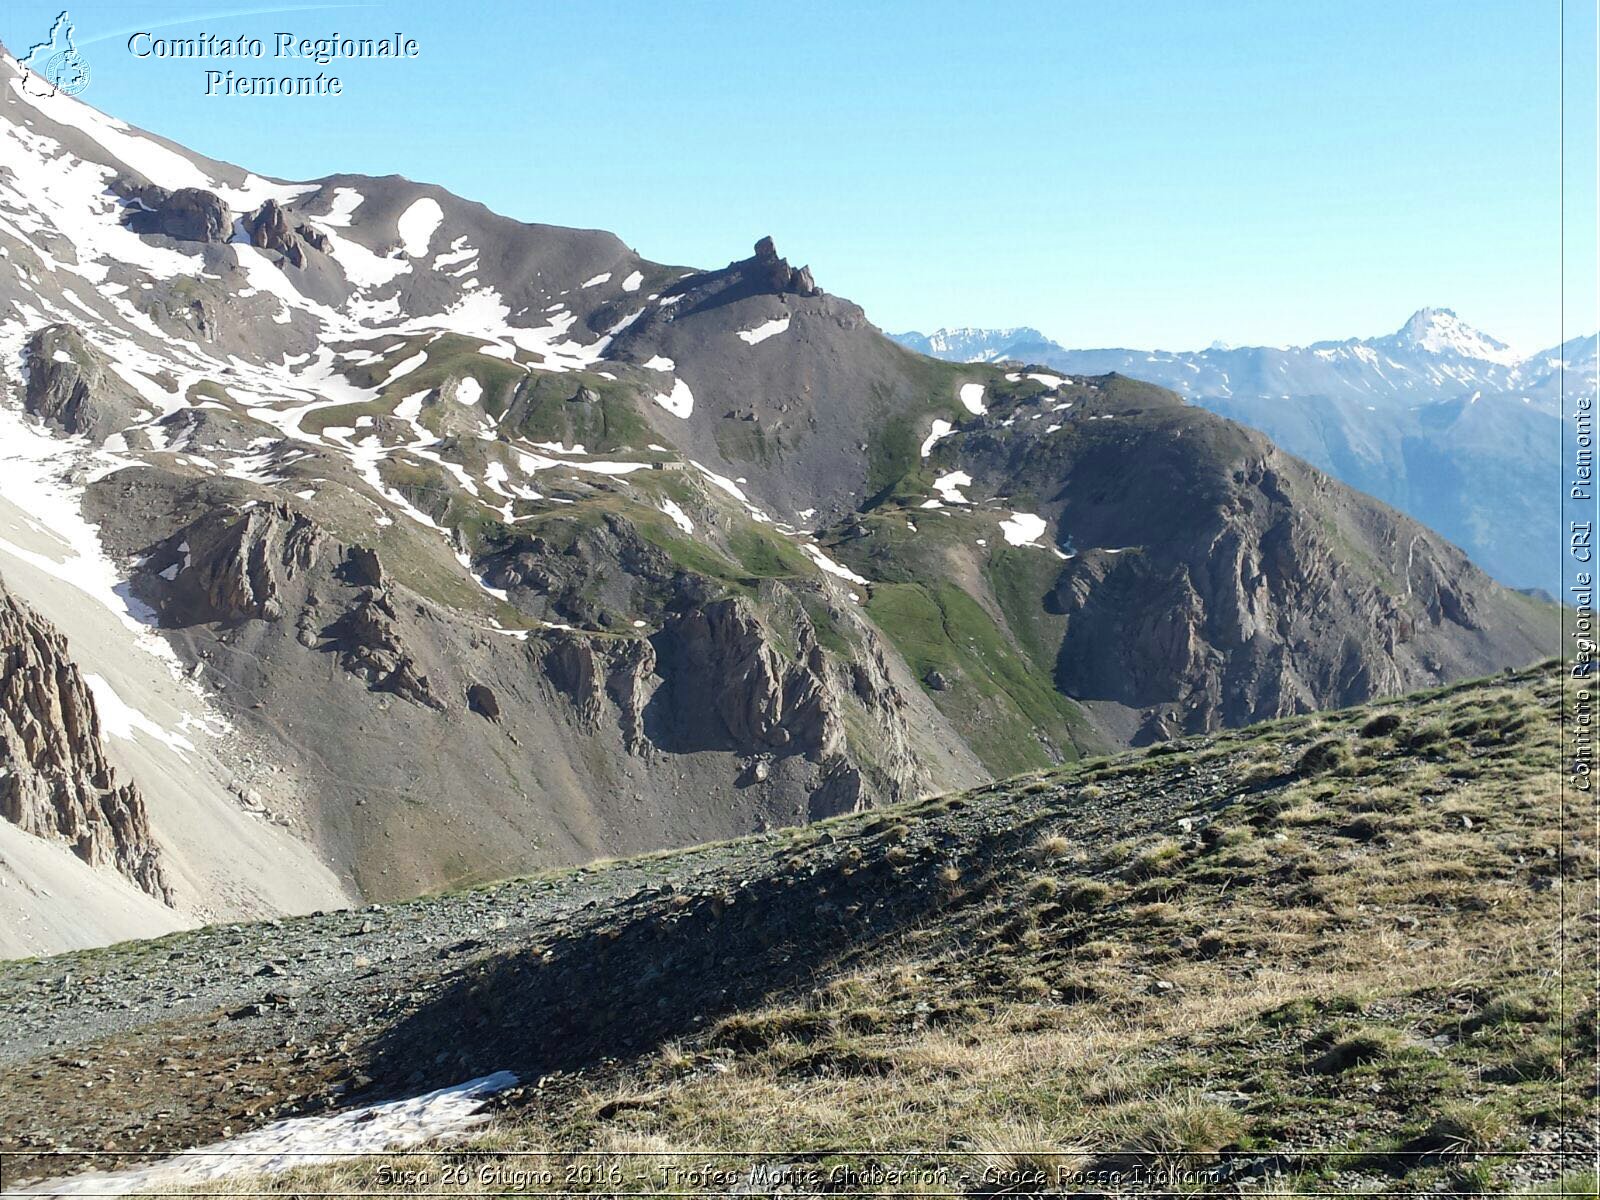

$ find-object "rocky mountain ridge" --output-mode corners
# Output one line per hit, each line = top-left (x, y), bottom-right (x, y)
(892, 313), (1596, 593)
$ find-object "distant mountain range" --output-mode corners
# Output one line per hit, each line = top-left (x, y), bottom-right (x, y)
(894, 311), (1597, 593)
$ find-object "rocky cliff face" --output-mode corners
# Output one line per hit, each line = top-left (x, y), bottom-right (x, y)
(539, 632), (655, 754)
(658, 598), (843, 758)
(847, 371), (1552, 748)
(23, 324), (145, 440)
(0, 579), (172, 902)
(154, 502), (324, 626)
(1046, 448), (1501, 740)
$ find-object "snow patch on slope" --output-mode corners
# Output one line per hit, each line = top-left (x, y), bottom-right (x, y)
(736, 316), (790, 345)
(653, 378), (694, 418)
(999, 512), (1048, 547)
(802, 544), (870, 587)
(932, 470), (973, 505)
(84, 673), (195, 757)
(658, 498), (694, 534)
(395, 197), (444, 257)
(19, 1073), (519, 1196)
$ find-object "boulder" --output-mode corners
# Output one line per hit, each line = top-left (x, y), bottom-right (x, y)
(466, 683), (500, 721)
(122, 185), (229, 243)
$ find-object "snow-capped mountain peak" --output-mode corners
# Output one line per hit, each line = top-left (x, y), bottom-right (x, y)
(1386, 307), (1521, 366)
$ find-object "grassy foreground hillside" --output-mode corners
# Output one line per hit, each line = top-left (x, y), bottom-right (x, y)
(3, 663), (1594, 1196)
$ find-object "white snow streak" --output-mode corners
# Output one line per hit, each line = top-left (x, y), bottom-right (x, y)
(802, 544), (870, 587)
(919, 419), (953, 458)
(736, 316), (791, 346)
(18, 1073), (519, 1196)
(658, 498), (694, 534)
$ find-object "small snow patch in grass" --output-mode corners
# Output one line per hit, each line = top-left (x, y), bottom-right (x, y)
(1000, 512), (1048, 547)
(958, 383), (987, 414)
(642, 355), (675, 372)
(582, 272), (612, 288)
(386, 351), (428, 384)
(932, 470), (972, 505)
(803, 544), (870, 586)
(392, 390), (429, 422)
(455, 378), (483, 406)
(659, 498), (694, 534)
(621, 270), (643, 292)
(919, 419), (953, 458)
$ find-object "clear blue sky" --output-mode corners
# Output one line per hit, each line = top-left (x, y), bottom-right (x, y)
(4, 0), (1595, 353)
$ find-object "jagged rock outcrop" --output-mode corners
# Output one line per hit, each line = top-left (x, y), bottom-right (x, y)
(147, 512), (444, 709)
(837, 633), (925, 792)
(155, 502), (323, 625)
(749, 236), (819, 296)
(243, 200), (328, 268)
(245, 199), (304, 266)
(120, 184), (229, 243)
(22, 324), (143, 440)
(662, 598), (843, 759)
(539, 633), (657, 753)
(324, 588), (447, 710)
(0, 579), (172, 902)
(342, 546), (385, 590)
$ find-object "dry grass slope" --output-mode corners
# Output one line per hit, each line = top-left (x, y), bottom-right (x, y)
(158, 662), (1596, 1197)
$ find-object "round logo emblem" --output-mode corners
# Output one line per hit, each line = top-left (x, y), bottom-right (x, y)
(45, 50), (90, 96)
